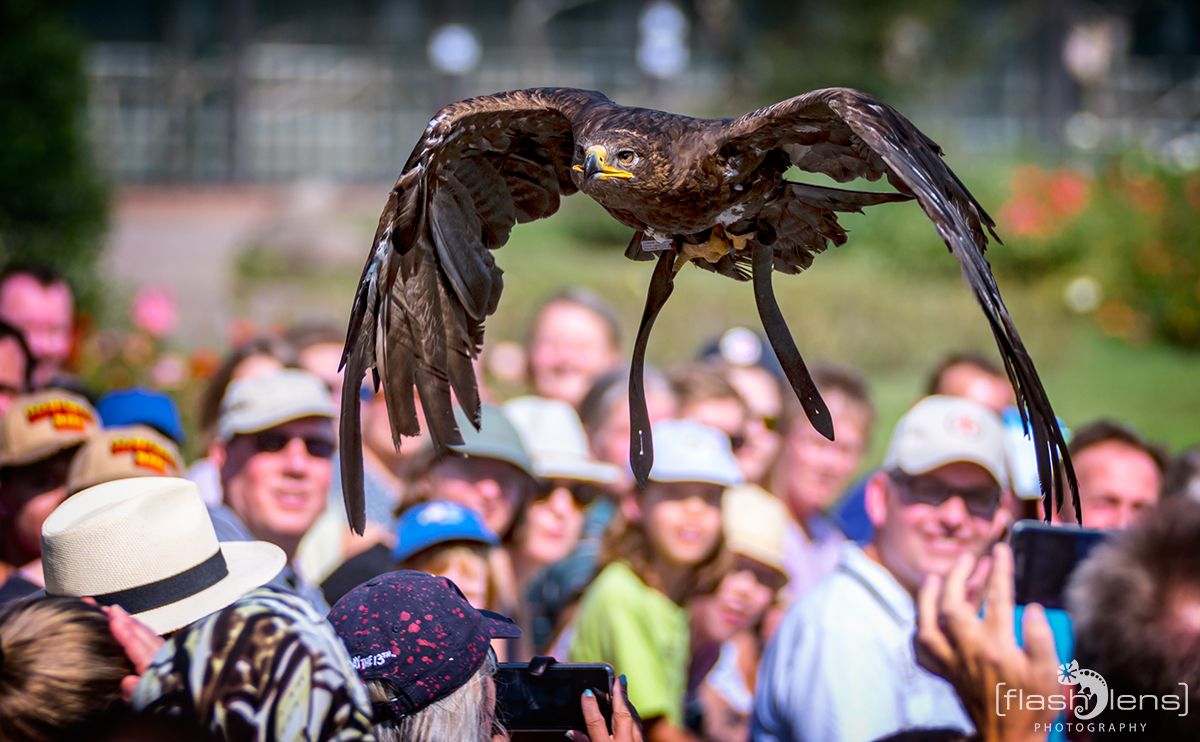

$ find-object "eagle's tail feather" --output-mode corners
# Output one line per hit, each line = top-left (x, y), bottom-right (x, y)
(751, 240), (835, 441)
(629, 248), (678, 487)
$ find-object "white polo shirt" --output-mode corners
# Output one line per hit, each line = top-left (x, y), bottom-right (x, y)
(752, 543), (973, 742)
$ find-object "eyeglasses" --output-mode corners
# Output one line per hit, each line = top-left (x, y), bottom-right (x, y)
(537, 479), (605, 507)
(887, 469), (1001, 519)
(250, 431), (336, 459)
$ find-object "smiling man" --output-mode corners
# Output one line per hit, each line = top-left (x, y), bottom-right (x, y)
(753, 395), (1009, 742)
(208, 368), (336, 610)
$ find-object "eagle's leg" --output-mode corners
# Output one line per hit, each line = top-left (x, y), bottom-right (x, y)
(630, 247), (678, 487)
(750, 239), (835, 442)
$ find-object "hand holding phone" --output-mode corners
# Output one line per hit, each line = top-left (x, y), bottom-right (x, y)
(1009, 520), (1107, 609)
(495, 658), (614, 734)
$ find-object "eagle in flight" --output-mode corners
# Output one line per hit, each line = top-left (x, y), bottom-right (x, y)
(339, 86), (1078, 534)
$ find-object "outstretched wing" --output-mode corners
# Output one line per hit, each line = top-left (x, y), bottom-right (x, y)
(340, 87), (610, 534)
(717, 87), (1078, 517)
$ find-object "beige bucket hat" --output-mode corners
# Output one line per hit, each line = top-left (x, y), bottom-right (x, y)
(41, 477), (285, 635)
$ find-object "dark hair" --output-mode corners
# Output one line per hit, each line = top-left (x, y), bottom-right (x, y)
(576, 363), (674, 439)
(0, 319), (33, 392)
(1067, 419), (1170, 476)
(0, 596), (133, 741)
(197, 334), (299, 440)
(525, 288), (623, 353)
(667, 362), (747, 413)
(1067, 498), (1200, 738)
(283, 321), (345, 351)
(777, 362), (874, 436)
(1164, 447), (1200, 502)
(923, 351), (1004, 397)
(0, 262), (69, 293)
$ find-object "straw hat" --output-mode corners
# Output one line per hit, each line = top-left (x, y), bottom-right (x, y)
(41, 477), (285, 635)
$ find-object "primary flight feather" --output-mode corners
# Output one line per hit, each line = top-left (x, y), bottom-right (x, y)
(339, 86), (1078, 534)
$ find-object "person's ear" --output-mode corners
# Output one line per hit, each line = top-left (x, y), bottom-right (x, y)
(209, 439), (230, 482)
(865, 471), (890, 529)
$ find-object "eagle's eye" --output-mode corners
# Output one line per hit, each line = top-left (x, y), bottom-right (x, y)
(616, 149), (637, 166)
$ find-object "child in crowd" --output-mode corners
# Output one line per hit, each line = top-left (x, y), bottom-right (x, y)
(570, 419), (741, 742)
(686, 485), (790, 742)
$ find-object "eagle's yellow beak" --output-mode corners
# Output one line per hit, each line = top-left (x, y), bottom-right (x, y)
(573, 145), (633, 181)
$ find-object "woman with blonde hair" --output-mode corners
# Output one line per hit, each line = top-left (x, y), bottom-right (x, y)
(0, 596), (133, 740)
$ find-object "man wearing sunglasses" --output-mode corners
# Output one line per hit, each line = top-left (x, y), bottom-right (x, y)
(754, 395), (1008, 742)
(208, 368), (337, 610)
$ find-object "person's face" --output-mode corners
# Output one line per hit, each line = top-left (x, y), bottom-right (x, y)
(680, 397), (749, 462)
(411, 545), (491, 610)
(1072, 440), (1161, 530)
(590, 388), (676, 485)
(692, 556), (780, 643)
(517, 484), (586, 567)
(0, 337), (28, 415)
(726, 366), (783, 484)
(298, 342), (346, 413)
(528, 302), (619, 406)
(216, 418), (334, 553)
(0, 448), (76, 564)
(778, 391), (869, 518)
(231, 353), (284, 383)
(0, 276), (73, 387)
(867, 461), (1006, 595)
(429, 456), (534, 536)
(936, 363), (1015, 416)
(640, 481), (724, 568)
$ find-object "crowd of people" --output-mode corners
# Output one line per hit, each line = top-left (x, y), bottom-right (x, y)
(0, 261), (1197, 742)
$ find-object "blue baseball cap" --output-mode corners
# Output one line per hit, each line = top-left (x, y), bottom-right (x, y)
(96, 387), (185, 444)
(392, 500), (499, 563)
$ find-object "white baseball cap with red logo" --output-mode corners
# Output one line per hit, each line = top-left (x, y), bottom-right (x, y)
(882, 395), (1009, 488)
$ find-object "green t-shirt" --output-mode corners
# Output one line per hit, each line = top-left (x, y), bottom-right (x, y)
(569, 561), (689, 725)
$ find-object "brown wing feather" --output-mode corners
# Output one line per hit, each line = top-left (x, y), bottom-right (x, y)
(340, 87), (610, 533)
(717, 87), (1077, 516)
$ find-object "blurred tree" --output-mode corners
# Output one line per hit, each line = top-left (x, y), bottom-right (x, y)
(0, 0), (109, 308)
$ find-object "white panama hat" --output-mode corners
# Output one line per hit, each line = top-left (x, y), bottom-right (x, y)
(41, 477), (286, 635)
(502, 396), (621, 485)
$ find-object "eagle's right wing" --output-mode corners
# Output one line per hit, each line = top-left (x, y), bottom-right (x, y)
(340, 88), (609, 534)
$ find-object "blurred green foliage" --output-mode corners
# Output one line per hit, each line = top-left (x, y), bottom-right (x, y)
(0, 0), (109, 308)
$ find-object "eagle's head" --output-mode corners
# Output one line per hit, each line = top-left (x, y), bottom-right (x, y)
(570, 130), (660, 200)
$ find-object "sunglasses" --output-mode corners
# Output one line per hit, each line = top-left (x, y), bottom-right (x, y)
(538, 479), (605, 507)
(251, 431), (336, 459)
(887, 469), (1001, 519)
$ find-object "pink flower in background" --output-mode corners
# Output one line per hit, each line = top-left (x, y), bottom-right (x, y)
(150, 352), (187, 389)
(131, 287), (178, 338)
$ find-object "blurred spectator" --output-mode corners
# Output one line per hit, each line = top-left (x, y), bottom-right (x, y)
(96, 387), (186, 445)
(0, 319), (32, 415)
(66, 425), (182, 495)
(0, 389), (98, 599)
(669, 363), (754, 479)
(924, 351), (1015, 415)
(770, 363), (874, 599)
(688, 485), (788, 742)
(697, 327), (787, 486)
(40, 477), (284, 634)
(504, 396), (621, 591)
(189, 334), (298, 505)
(1054, 419), (1168, 529)
(134, 586), (373, 740)
(572, 419), (740, 741)
(330, 570), (520, 742)
(207, 369), (336, 609)
(321, 499), (498, 608)
(526, 289), (623, 407)
(579, 364), (678, 488)
(1066, 498), (1200, 739)
(0, 596), (133, 741)
(1164, 446), (1200, 502)
(284, 321), (348, 409)
(754, 396), (1011, 742)
(0, 263), (74, 388)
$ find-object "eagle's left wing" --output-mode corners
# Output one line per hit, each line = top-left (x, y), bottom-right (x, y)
(717, 87), (1077, 518)
(340, 88), (609, 534)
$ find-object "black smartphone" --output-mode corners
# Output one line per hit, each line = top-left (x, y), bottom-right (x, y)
(1010, 520), (1107, 609)
(494, 660), (614, 734)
